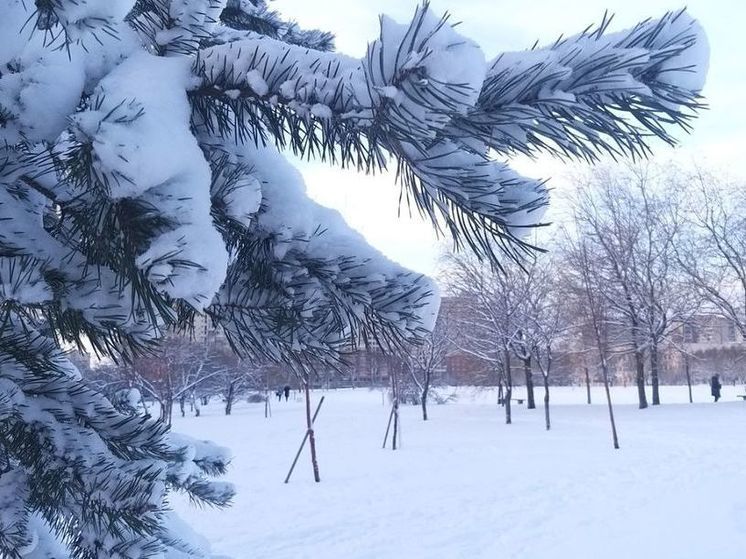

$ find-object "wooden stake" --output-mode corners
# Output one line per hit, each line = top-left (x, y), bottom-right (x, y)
(382, 405), (395, 449)
(264, 373), (272, 418)
(684, 352), (693, 403)
(392, 398), (400, 451)
(304, 375), (321, 482)
(391, 369), (400, 450)
(284, 395), (325, 484)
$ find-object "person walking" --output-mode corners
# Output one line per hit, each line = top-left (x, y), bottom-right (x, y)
(283, 385), (291, 401)
(711, 374), (722, 402)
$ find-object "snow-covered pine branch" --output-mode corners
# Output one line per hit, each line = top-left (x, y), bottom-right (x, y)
(0, 323), (234, 558)
(192, 3), (707, 263)
(452, 10), (708, 161)
(218, 0), (335, 51)
(202, 142), (435, 365)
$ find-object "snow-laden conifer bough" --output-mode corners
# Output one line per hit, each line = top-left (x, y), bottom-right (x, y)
(0, 0), (707, 557)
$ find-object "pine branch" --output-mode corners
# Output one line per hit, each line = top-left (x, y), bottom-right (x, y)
(190, 4), (552, 265)
(451, 9), (707, 161)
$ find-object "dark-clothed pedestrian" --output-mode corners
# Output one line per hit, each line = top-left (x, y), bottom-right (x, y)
(711, 374), (722, 402)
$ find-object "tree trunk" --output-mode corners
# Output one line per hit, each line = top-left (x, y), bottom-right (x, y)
(684, 352), (693, 404)
(600, 361), (620, 449)
(543, 373), (551, 431)
(634, 349), (648, 409)
(164, 376), (173, 426)
(421, 369), (430, 421)
(524, 356), (535, 409)
(650, 341), (660, 405)
(585, 367), (592, 404)
(304, 374), (321, 482)
(225, 381), (235, 415)
(192, 391), (201, 417)
(161, 397), (173, 427)
(504, 348), (512, 425)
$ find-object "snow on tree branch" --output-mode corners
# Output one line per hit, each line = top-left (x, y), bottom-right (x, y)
(191, 3), (707, 264)
(454, 10), (708, 161)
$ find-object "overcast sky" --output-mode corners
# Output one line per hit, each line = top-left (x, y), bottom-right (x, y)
(274, 0), (746, 277)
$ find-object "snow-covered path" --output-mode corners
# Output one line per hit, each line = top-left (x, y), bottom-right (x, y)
(173, 386), (746, 558)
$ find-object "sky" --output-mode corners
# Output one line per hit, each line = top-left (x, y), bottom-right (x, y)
(273, 0), (746, 277)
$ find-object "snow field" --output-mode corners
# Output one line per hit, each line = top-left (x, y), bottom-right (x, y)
(173, 385), (746, 558)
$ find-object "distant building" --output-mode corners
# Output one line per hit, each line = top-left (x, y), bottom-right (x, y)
(664, 314), (746, 384)
(677, 314), (745, 352)
(190, 314), (224, 344)
(438, 295), (492, 384)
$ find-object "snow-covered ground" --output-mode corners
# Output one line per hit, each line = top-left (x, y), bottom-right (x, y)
(172, 385), (746, 558)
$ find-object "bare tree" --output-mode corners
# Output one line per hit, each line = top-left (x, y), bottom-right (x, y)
(442, 252), (533, 424)
(100, 336), (226, 425)
(511, 328), (537, 410)
(570, 170), (649, 408)
(568, 166), (695, 407)
(675, 171), (746, 339)
(400, 316), (451, 420)
(524, 258), (568, 430)
(204, 344), (268, 415)
(559, 233), (620, 449)
(632, 167), (704, 404)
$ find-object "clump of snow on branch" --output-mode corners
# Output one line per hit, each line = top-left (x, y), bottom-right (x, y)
(70, 52), (228, 308)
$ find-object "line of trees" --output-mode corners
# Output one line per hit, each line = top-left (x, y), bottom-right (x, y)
(440, 164), (746, 415)
(82, 335), (274, 425)
(75, 165), (744, 425)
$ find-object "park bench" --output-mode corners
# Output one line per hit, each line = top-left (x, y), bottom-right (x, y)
(737, 395), (746, 401)
(497, 397), (525, 405)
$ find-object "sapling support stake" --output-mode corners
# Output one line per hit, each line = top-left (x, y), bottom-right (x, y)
(265, 373), (272, 418)
(284, 395), (325, 484)
(385, 368), (401, 449)
(305, 374), (321, 482)
(684, 352), (693, 403)
(382, 405), (395, 449)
